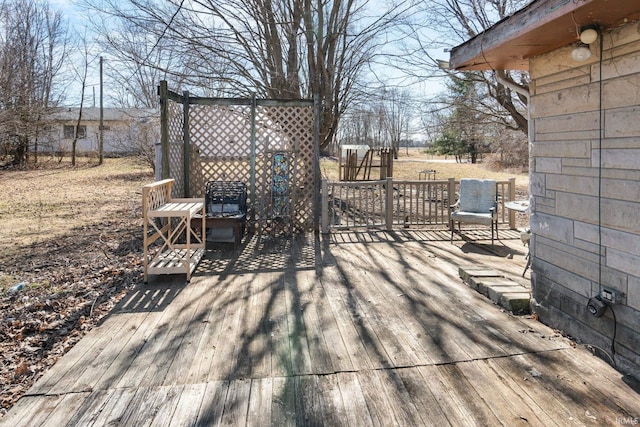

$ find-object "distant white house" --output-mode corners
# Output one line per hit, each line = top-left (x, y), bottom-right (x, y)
(41, 107), (159, 154)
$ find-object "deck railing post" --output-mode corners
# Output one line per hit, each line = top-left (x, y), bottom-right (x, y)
(448, 178), (456, 230)
(386, 177), (393, 231)
(509, 177), (517, 229)
(182, 90), (190, 198)
(321, 180), (329, 234)
(159, 80), (170, 180)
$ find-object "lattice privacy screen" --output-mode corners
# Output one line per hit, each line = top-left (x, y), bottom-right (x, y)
(160, 83), (317, 233)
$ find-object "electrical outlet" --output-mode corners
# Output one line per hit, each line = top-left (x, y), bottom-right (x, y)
(600, 288), (619, 304)
(587, 296), (606, 317)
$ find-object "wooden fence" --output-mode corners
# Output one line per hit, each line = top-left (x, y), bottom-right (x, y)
(321, 177), (517, 233)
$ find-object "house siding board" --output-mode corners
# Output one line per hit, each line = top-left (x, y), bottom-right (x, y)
(533, 73), (591, 95)
(546, 174), (598, 196)
(600, 47), (640, 82)
(530, 23), (640, 376)
(571, 222), (640, 257)
(535, 111), (600, 135)
(562, 159), (593, 169)
(530, 172), (546, 197)
(615, 325), (640, 371)
(531, 213), (574, 246)
(530, 81), (601, 118)
(555, 192), (597, 223)
(601, 199), (640, 233)
(530, 140), (590, 157)
(594, 148), (640, 173)
(530, 45), (599, 82)
(533, 64), (591, 88)
(602, 75), (640, 109)
(537, 234), (600, 268)
(535, 157), (562, 173)
(571, 223), (602, 255)
(607, 21), (640, 52)
(629, 276), (640, 312)
(534, 251), (592, 296)
(609, 248), (640, 278)
(605, 106), (640, 138)
(600, 178), (640, 203)
(598, 266), (630, 301)
(531, 275), (620, 347)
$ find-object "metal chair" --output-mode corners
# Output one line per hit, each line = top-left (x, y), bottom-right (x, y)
(449, 179), (498, 244)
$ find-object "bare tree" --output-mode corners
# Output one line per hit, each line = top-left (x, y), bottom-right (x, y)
(382, 88), (411, 159)
(97, 22), (189, 108)
(0, 0), (69, 165)
(69, 33), (94, 166)
(82, 0), (412, 153)
(393, 0), (530, 136)
(337, 101), (391, 152)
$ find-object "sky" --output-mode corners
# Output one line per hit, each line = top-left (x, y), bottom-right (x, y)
(51, 0), (450, 106)
(49, 0), (450, 145)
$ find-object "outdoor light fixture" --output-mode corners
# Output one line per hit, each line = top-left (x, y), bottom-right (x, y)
(572, 43), (592, 61)
(572, 26), (598, 62)
(580, 27), (598, 44)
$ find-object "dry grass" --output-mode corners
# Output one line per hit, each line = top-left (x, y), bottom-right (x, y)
(0, 157), (154, 291)
(0, 157), (153, 248)
(320, 148), (529, 193)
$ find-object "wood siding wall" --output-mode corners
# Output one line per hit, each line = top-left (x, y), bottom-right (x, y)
(529, 22), (640, 375)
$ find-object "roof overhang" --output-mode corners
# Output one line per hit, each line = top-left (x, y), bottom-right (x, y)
(449, 0), (640, 71)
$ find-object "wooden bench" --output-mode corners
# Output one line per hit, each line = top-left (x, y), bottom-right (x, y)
(143, 179), (205, 282)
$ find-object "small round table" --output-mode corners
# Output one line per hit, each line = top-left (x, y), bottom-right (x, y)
(504, 200), (529, 213)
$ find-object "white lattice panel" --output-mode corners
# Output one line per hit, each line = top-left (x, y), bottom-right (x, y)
(164, 96), (316, 234)
(167, 101), (184, 197)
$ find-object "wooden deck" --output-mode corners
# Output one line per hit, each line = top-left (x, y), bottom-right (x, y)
(4, 230), (640, 426)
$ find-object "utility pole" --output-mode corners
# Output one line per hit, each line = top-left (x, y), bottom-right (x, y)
(99, 56), (104, 165)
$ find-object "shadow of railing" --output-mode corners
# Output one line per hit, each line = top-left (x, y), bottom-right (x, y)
(112, 276), (186, 314)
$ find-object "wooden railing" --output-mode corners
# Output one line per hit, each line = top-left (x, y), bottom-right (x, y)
(321, 177), (517, 233)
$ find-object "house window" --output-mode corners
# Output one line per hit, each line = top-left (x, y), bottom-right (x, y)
(63, 125), (86, 139)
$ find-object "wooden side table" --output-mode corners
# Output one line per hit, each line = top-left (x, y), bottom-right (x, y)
(143, 179), (206, 282)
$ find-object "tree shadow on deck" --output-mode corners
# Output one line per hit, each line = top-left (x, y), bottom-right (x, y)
(315, 229), (630, 425)
(9, 228), (637, 425)
(189, 229), (554, 424)
(50, 230), (636, 425)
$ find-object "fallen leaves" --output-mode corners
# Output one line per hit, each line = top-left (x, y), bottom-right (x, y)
(0, 158), (153, 416)
(0, 228), (142, 415)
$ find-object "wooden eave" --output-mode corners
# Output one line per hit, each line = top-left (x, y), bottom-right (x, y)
(449, 0), (640, 71)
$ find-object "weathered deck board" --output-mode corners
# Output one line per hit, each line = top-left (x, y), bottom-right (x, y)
(396, 367), (451, 426)
(195, 380), (229, 426)
(456, 359), (547, 425)
(354, 370), (396, 426)
(206, 277), (249, 382)
(318, 263), (374, 371)
(335, 372), (374, 426)
(247, 377), (272, 427)
(284, 268), (314, 376)
(297, 268), (335, 375)
(148, 384), (183, 427)
(3, 231), (640, 426)
(188, 284), (234, 384)
(140, 282), (203, 388)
